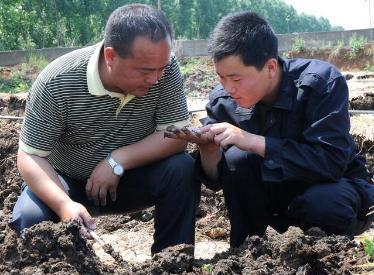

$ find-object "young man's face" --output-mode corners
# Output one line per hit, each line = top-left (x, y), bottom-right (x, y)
(105, 36), (171, 97)
(214, 55), (277, 108)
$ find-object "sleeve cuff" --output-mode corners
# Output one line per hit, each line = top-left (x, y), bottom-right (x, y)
(262, 136), (284, 182)
(195, 151), (223, 191)
(19, 140), (51, 157)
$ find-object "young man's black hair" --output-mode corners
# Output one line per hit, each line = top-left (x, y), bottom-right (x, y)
(209, 11), (278, 70)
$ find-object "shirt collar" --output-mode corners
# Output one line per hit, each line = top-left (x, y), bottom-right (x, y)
(86, 41), (134, 100)
(271, 57), (294, 111)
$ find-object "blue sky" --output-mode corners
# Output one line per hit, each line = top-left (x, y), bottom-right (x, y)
(283, 0), (373, 30)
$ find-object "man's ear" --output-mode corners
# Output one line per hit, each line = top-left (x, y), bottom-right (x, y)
(103, 47), (116, 69)
(265, 58), (278, 79)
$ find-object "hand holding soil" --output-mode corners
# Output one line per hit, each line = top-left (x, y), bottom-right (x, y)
(59, 200), (96, 237)
(164, 125), (215, 144)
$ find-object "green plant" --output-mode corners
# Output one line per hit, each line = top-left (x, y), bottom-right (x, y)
(330, 40), (345, 58)
(202, 263), (214, 275)
(364, 63), (374, 72)
(188, 90), (200, 98)
(0, 63), (32, 94)
(0, 75), (29, 94)
(179, 57), (207, 76)
(363, 238), (374, 259)
(0, 54), (49, 94)
(282, 51), (292, 58)
(27, 54), (49, 73)
(292, 37), (306, 53)
(347, 33), (367, 59)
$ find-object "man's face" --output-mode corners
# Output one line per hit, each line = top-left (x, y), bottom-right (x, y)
(214, 55), (275, 108)
(105, 36), (171, 97)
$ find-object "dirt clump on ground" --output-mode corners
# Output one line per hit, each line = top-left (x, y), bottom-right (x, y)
(350, 92), (374, 110)
(0, 221), (130, 274)
(352, 133), (374, 183)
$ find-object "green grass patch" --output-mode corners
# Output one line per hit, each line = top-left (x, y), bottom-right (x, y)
(179, 57), (211, 77)
(363, 238), (374, 259)
(0, 54), (50, 94)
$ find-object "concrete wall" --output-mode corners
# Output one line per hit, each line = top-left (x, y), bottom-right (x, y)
(174, 28), (374, 57)
(0, 47), (80, 66)
(0, 28), (373, 65)
(277, 28), (374, 52)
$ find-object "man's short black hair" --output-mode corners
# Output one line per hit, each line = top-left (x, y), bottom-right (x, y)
(209, 11), (278, 70)
(104, 4), (172, 58)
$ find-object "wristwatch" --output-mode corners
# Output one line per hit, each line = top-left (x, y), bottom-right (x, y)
(107, 153), (124, 176)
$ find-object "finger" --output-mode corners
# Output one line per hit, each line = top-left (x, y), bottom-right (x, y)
(164, 131), (179, 139)
(199, 125), (212, 133)
(99, 186), (108, 206)
(73, 216), (90, 238)
(109, 186), (117, 202)
(80, 210), (96, 231)
(181, 126), (193, 135)
(203, 131), (216, 143)
(217, 133), (233, 150)
(166, 125), (179, 133)
(166, 125), (182, 134)
(196, 134), (214, 144)
(209, 123), (229, 135)
(91, 182), (100, 206)
(185, 127), (201, 137)
(79, 223), (92, 239)
(164, 131), (173, 138)
(214, 132), (229, 146)
(86, 178), (93, 200)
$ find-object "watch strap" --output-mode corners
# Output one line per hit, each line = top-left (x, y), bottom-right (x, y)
(107, 153), (118, 169)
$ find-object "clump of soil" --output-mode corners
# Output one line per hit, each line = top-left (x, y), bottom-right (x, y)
(0, 221), (129, 274)
(350, 92), (374, 110)
(0, 93), (26, 116)
(0, 121), (21, 212)
(352, 134), (374, 183)
(134, 244), (195, 274)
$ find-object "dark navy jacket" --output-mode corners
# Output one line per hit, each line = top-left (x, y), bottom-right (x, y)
(203, 57), (369, 184)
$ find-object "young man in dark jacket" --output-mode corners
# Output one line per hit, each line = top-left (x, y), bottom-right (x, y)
(167, 11), (374, 248)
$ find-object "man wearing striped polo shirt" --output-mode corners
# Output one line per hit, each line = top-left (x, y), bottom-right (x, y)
(11, 4), (197, 254)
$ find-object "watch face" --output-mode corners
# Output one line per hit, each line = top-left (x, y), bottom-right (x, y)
(113, 165), (124, 176)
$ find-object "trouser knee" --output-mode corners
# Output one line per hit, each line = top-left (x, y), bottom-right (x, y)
(10, 183), (58, 232)
(287, 179), (364, 236)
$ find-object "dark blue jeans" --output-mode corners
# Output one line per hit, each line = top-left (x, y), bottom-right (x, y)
(10, 153), (198, 254)
(220, 147), (374, 247)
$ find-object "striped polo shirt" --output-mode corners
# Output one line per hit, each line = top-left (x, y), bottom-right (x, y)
(19, 42), (189, 180)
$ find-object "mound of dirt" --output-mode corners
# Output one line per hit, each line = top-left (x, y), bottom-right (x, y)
(350, 92), (374, 110)
(0, 93), (26, 117)
(352, 134), (374, 183)
(285, 44), (374, 72)
(0, 221), (130, 274)
(133, 227), (372, 274)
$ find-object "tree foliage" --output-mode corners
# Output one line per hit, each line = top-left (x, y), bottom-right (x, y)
(0, 0), (339, 50)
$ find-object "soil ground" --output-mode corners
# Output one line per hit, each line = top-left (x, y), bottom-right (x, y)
(0, 47), (373, 274)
